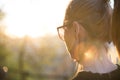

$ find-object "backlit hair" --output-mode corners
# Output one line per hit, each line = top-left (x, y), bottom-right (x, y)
(64, 0), (111, 42)
(112, 0), (120, 57)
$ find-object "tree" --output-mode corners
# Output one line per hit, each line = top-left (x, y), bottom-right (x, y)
(0, 9), (8, 66)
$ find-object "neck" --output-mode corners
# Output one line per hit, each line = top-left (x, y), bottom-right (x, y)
(82, 43), (117, 74)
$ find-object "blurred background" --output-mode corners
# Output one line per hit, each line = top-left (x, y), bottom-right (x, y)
(0, 0), (114, 80)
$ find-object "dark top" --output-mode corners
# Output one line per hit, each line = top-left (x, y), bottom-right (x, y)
(73, 64), (120, 80)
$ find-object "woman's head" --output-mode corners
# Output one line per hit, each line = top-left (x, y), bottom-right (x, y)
(57, 0), (112, 62)
(64, 0), (111, 42)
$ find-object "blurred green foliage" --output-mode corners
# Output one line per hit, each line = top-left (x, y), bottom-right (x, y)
(0, 34), (76, 80)
(0, 9), (76, 80)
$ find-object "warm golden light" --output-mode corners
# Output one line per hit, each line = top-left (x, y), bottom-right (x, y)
(84, 46), (96, 60)
(1, 0), (113, 38)
(85, 52), (93, 59)
(2, 0), (70, 38)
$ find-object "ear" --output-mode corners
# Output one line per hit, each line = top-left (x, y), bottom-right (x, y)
(72, 21), (85, 39)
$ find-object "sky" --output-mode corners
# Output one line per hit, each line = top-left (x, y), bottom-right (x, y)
(0, 0), (70, 37)
(0, 0), (113, 38)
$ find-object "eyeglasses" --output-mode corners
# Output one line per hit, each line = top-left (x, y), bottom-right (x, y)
(57, 25), (67, 41)
(57, 20), (84, 40)
(57, 22), (74, 41)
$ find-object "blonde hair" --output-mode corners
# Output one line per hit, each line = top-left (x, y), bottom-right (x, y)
(112, 0), (120, 57)
(64, 0), (111, 42)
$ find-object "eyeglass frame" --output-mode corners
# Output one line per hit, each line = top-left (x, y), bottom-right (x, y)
(57, 21), (73, 40)
(57, 20), (88, 41)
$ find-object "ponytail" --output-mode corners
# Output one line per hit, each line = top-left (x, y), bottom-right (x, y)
(112, 0), (120, 57)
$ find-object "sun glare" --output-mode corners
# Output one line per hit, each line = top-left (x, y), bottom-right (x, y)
(1, 0), (70, 38)
(1, 0), (113, 38)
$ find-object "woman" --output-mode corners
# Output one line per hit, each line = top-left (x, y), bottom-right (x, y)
(57, 0), (120, 80)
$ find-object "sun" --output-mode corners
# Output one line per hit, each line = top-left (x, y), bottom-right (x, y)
(2, 0), (70, 38)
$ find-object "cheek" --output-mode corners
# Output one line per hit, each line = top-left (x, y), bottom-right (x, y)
(64, 30), (90, 62)
(64, 32), (76, 51)
(74, 42), (86, 61)
(64, 37), (76, 53)
(64, 34), (79, 60)
(65, 38), (86, 61)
